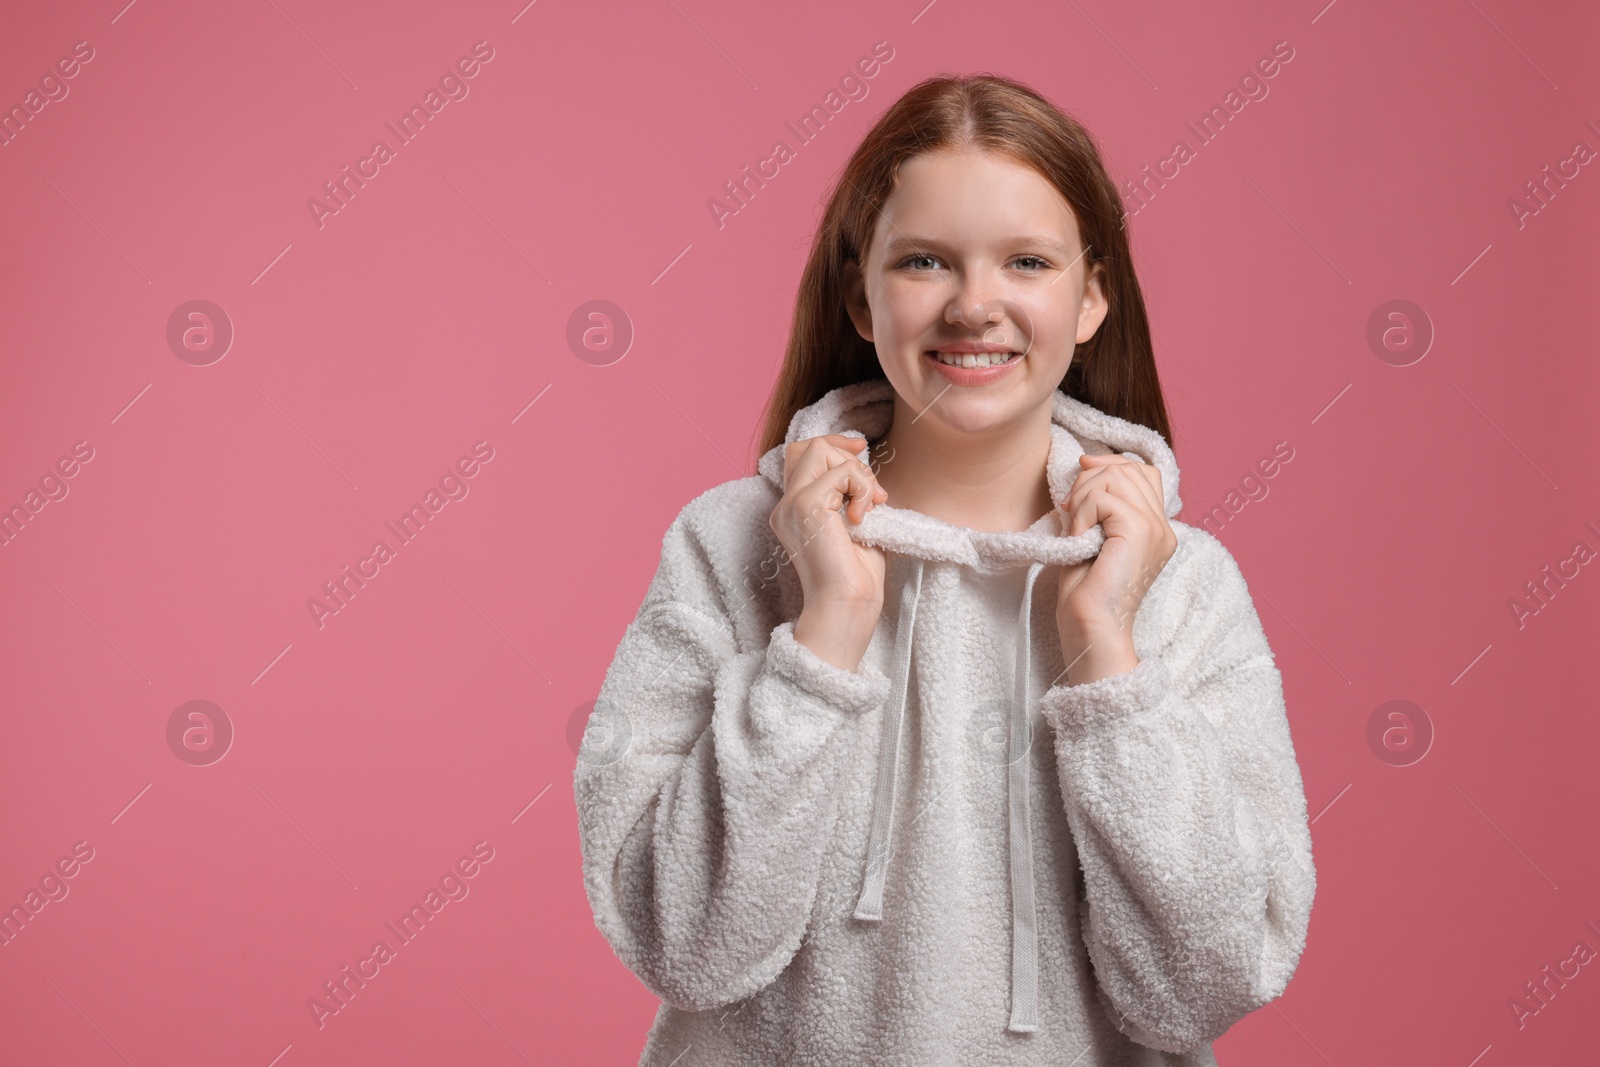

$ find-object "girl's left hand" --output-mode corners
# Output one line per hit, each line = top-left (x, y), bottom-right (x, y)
(1055, 453), (1178, 680)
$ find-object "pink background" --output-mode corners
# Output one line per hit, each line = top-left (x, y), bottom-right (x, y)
(2, 0), (1597, 1064)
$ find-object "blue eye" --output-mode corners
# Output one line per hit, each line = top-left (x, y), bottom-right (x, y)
(1013, 256), (1050, 271)
(898, 253), (941, 271)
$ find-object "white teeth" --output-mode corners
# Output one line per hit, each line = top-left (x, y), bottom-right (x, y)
(931, 351), (1018, 368)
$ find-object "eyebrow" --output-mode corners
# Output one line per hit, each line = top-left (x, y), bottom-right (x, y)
(882, 233), (1079, 256)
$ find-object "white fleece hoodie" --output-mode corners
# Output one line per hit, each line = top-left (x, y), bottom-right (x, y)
(574, 378), (1316, 1066)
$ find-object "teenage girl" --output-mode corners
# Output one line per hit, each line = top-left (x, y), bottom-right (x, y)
(576, 73), (1316, 1067)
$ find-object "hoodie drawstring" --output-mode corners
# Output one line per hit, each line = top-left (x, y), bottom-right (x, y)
(852, 556), (1051, 1036)
(853, 556), (925, 922)
(1007, 559), (1047, 1033)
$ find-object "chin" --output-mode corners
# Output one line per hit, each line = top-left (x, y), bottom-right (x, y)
(908, 389), (1040, 436)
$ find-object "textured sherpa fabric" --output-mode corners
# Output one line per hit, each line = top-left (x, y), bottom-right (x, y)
(574, 378), (1317, 1066)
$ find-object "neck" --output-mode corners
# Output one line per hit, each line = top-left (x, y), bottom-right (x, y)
(875, 398), (1056, 533)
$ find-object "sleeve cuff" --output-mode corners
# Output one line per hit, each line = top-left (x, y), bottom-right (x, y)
(765, 619), (892, 716)
(1039, 654), (1172, 735)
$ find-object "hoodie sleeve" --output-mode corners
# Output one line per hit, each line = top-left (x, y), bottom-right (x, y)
(574, 499), (893, 1012)
(1038, 532), (1316, 1053)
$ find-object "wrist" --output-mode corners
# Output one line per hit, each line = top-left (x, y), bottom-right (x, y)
(794, 602), (880, 672)
(1058, 598), (1141, 641)
(802, 597), (883, 637)
(1056, 618), (1138, 686)
(1057, 606), (1136, 645)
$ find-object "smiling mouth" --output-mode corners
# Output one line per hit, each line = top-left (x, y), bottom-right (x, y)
(927, 350), (1022, 368)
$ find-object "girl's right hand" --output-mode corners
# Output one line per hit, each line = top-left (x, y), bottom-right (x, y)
(769, 435), (888, 671)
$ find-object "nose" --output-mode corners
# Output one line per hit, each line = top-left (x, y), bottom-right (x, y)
(945, 292), (1003, 329)
(944, 260), (1010, 330)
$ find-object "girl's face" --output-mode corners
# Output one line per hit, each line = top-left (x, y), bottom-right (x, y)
(844, 147), (1108, 436)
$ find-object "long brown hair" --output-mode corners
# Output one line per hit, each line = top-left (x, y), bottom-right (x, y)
(754, 73), (1173, 461)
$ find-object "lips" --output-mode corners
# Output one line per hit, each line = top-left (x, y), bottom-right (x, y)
(922, 349), (1024, 385)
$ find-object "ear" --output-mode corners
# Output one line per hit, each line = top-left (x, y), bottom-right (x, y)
(1075, 261), (1110, 345)
(843, 259), (875, 343)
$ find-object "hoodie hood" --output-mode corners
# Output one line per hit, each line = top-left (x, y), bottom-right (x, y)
(755, 378), (1182, 1035)
(757, 377), (1181, 569)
